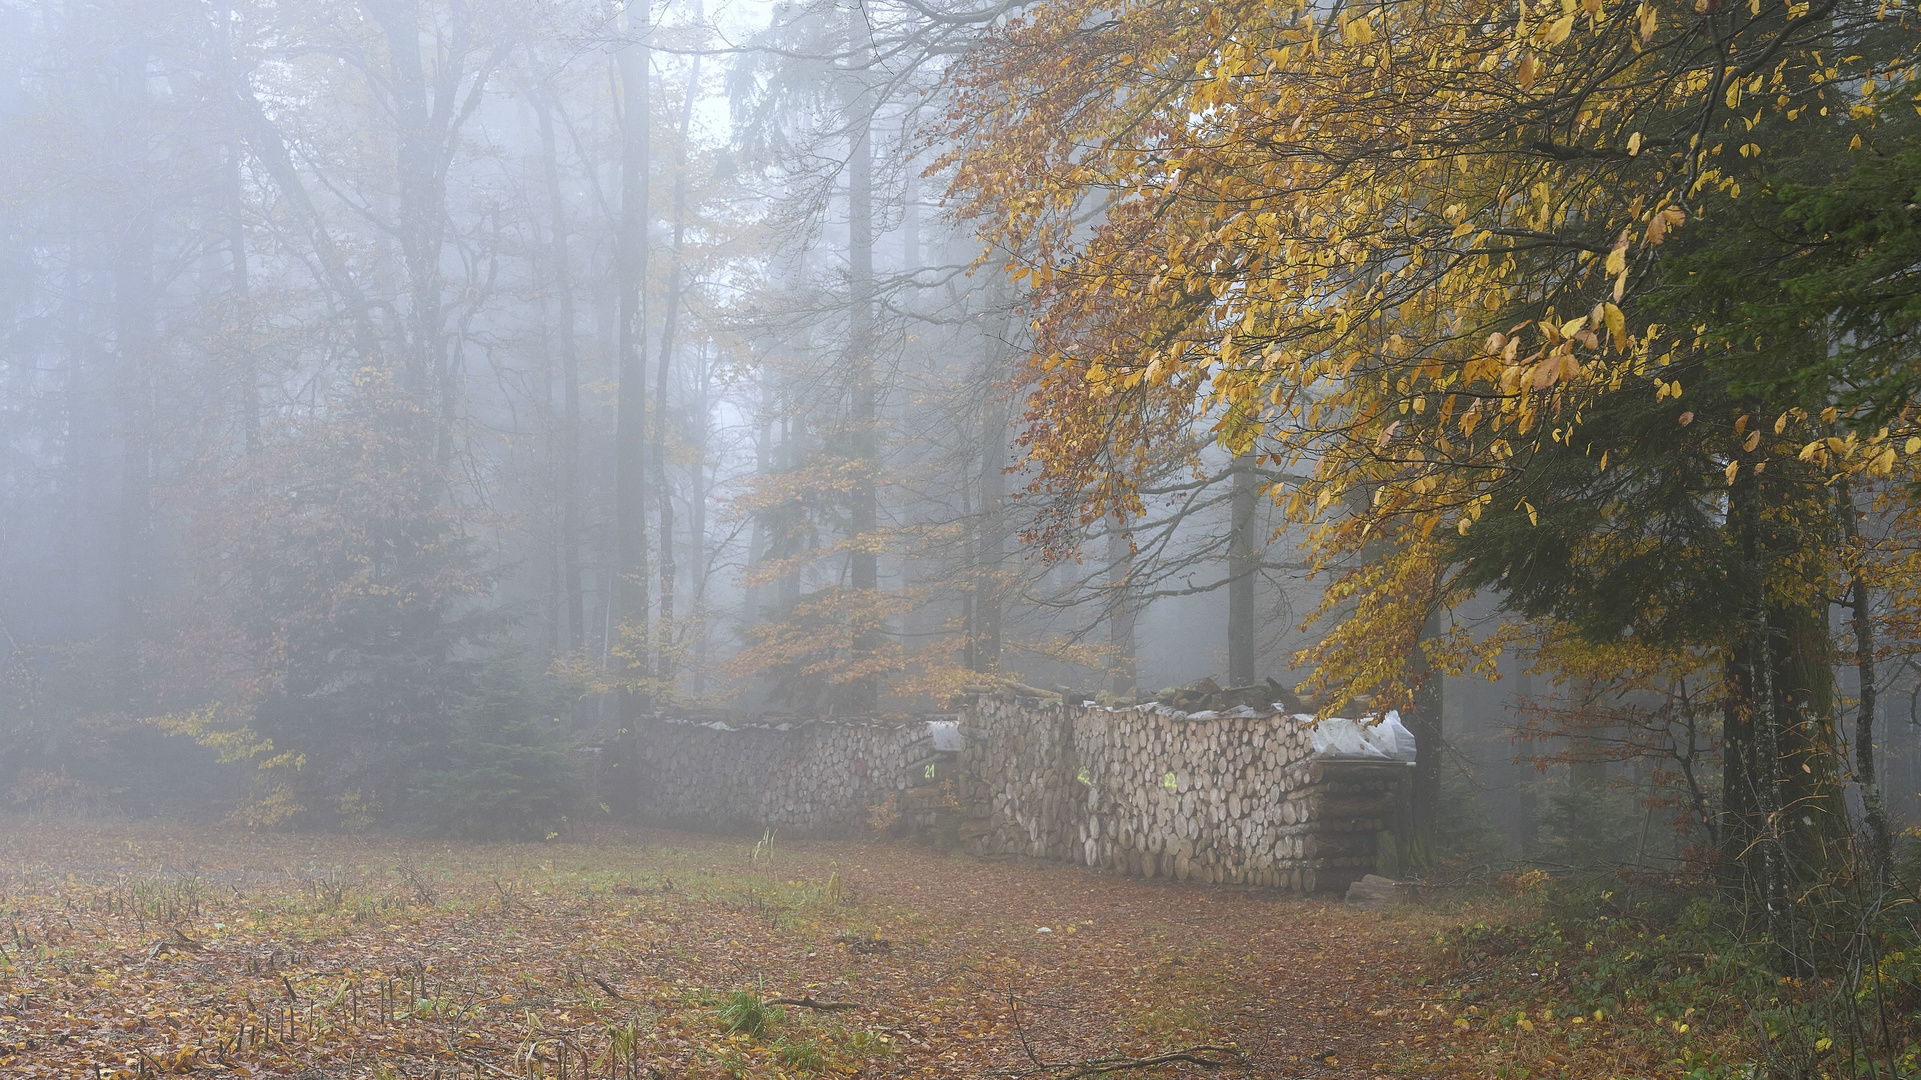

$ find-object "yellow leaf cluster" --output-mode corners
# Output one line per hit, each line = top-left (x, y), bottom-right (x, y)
(945, 0), (1921, 709)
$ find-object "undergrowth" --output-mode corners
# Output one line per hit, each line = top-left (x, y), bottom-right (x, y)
(1429, 871), (1921, 1079)
(707, 987), (894, 1076)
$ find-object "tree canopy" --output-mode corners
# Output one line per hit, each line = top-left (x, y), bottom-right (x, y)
(945, 0), (1921, 901)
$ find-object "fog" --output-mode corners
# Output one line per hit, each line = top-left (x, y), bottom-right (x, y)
(1, 0), (1915, 860)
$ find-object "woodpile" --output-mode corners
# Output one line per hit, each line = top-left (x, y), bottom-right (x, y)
(627, 694), (1405, 896)
(633, 716), (940, 838)
(956, 696), (1403, 895)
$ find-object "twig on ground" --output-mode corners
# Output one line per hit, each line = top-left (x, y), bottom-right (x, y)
(764, 995), (858, 1012)
(494, 880), (533, 913)
(1021, 1045), (1244, 1068)
(398, 863), (439, 906)
(1004, 1046), (1245, 1079)
(999, 983), (1241, 1079)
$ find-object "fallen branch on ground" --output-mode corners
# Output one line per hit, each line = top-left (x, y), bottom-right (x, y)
(1000, 984), (1240, 1078)
(494, 880), (534, 913)
(765, 996), (859, 1012)
(1003, 1046), (1244, 1078)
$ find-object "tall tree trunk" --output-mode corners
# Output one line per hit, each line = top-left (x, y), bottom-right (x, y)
(532, 82), (585, 654)
(215, 1), (257, 459)
(1107, 522), (1137, 697)
(364, 1), (507, 477)
(1723, 457), (1849, 958)
(613, 12), (653, 729)
(971, 389), (1009, 673)
(652, 55), (699, 696)
(845, 113), (879, 710)
(1839, 481), (1893, 880)
(1726, 464), (1791, 944)
(746, 377), (773, 627)
(111, 29), (154, 687)
(961, 450), (978, 674)
(1773, 602), (1848, 890)
(231, 89), (383, 365)
(369, 0), (446, 414)
(776, 403), (802, 613)
(689, 341), (711, 691)
(534, 228), (563, 657)
(1399, 602), (1444, 869)
(1227, 450), (1258, 685)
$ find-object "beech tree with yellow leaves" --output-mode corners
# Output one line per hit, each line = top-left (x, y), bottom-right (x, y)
(944, 0), (1921, 920)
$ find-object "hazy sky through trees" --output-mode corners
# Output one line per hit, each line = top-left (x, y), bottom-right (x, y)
(3, 0), (1916, 853)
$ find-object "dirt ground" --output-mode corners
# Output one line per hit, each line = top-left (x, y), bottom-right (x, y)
(0, 821), (1483, 1079)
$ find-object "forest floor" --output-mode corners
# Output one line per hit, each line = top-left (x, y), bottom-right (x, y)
(0, 821), (1720, 1080)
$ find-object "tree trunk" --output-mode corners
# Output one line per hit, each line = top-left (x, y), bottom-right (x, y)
(1401, 603), (1443, 869)
(746, 378), (773, 626)
(971, 388), (1009, 673)
(1722, 464), (1850, 952)
(1731, 466), (1788, 934)
(1772, 602), (1848, 891)
(1227, 450), (1258, 685)
(111, 30), (154, 686)
(368, 0), (448, 427)
(652, 55), (699, 696)
(845, 112), (878, 710)
(215, 1), (257, 459)
(1107, 522), (1137, 697)
(1838, 482), (1892, 880)
(689, 341), (711, 691)
(613, 12), (653, 729)
(532, 82), (585, 654)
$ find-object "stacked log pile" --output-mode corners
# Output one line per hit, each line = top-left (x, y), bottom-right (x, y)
(957, 696), (1403, 895)
(628, 695), (1405, 895)
(634, 716), (937, 837)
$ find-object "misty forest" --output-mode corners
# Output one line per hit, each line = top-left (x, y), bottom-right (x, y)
(3, 0), (1921, 1076)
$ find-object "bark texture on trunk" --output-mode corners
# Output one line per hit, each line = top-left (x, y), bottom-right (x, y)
(1839, 483), (1892, 880)
(613, 16), (653, 737)
(112, 31), (154, 682)
(651, 55), (700, 694)
(532, 83), (586, 654)
(1400, 604), (1443, 869)
(845, 115), (878, 711)
(1107, 524), (1137, 697)
(1228, 451), (1258, 686)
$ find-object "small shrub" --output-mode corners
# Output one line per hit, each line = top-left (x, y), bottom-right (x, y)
(773, 1033), (828, 1073)
(849, 1028), (896, 1057)
(716, 989), (780, 1037)
(410, 655), (581, 840)
(866, 792), (900, 836)
(1533, 779), (1646, 868)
